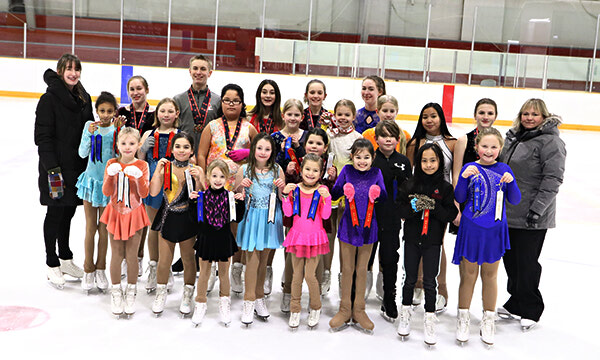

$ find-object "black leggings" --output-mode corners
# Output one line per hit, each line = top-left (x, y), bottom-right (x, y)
(43, 205), (77, 267)
(401, 241), (441, 313)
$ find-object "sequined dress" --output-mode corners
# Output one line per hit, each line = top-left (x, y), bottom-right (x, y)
(143, 129), (178, 209)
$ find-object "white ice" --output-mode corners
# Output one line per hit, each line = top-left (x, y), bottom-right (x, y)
(1, 97), (599, 359)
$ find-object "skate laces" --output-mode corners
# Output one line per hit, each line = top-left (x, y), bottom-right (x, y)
(243, 301), (253, 313)
(481, 313), (495, 334)
(399, 308), (410, 325)
(458, 313), (470, 333)
(424, 314), (438, 335)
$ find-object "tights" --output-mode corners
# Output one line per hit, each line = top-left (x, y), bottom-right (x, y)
(109, 229), (143, 285)
(458, 258), (500, 311)
(157, 236), (196, 286)
(290, 254), (320, 313)
(82, 201), (108, 273)
(316, 206), (340, 285)
(244, 250), (269, 301)
(43, 205), (77, 267)
(195, 259), (231, 302)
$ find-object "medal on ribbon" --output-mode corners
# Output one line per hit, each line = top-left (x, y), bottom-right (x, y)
(268, 192), (277, 224)
(197, 191), (204, 222)
(131, 103), (149, 131)
(287, 144), (301, 173)
(323, 153), (335, 180)
(223, 117), (243, 156)
(90, 134), (102, 163)
(117, 171), (131, 208)
(163, 161), (172, 191)
(185, 168), (194, 198)
(188, 87), (211, 133)
(292, 186), (301, 217)
(307, 190), (321, 221)
(472, 174), (483, 214)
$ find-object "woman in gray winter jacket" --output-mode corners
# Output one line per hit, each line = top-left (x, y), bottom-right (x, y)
(498, 98), (566, 331)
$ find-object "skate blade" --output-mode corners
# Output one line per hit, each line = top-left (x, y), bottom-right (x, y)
(481, 339), (494, 349)
(375, 294), (383, 301)
(180, 312), (191, 319)
(288, 326), (299, 332)
(192, 322), (201, 328)
(63, 274), (82, 281)
(521, 325), (535, 332)
(328, 323), (350, 333)
(380, 311), (396, 323)
(98, 288), (107, 294)
(112, 312), (124, 319)
(47, 281), (65, 290)
(424, 342), (436, 349)
(152, 312), (163, 318)
(124, 313), (134, 319)
(456, 339), (468, 346)
(221, 321), (231, 328)
(351, 323), (374, 335)
(254, 312), (270, 322)
(146, 288), (156, 294)
(398, 334), (409, 341)
(435, 306), (447, 315)
(241, 322), (253, 328)
(307, 324), (318, 330)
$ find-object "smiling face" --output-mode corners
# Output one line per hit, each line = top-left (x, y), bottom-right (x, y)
(376, 128), (398, 155)
(157, 102), (179, 129)
(254, 139), (272, 165)
(351, 149), (373, 172)
(475, 104), (497, 129)
(189, 59), (212, 90)
(222, 89), (243, 120)
(172, 138), (193, 162)
(421, 148), (439, 175)
(361, 79), (381, 108)
(208, 167), (227, 190)
(301, 160), (322, 187)
(283, 106), (302, 131)
(96, 102), (116, 126)
(128, 79), (149, 108)
(59, 61), (81, 90)
(305, 134), (327, 156)
(305, 82), (326, 109)
(334, 105), (354, 129)
(260, 84), (276, 108)
(379, 102), (398, 121)
(421, 106), (441, 136)
(118, 135), (140, 162)
(476, 134), (501, 165)
(520, 106), (544, 130)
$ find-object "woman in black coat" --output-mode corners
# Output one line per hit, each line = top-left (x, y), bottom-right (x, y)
(34, 53), (94, 288)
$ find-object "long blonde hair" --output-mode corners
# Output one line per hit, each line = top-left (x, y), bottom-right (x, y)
(512, 98), (551, 131)
(153, 98), (180, 128)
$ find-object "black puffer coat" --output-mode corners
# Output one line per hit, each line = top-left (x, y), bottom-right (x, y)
(34, 69), (93, 206)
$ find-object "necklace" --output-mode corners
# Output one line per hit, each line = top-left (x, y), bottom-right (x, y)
(173, 159), (189, 168)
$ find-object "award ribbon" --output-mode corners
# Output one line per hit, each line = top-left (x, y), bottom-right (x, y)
(153, 131), (176, 160)
(349, 197), (359, 227)
(472, 174), (483, 214)
(131, 103), (149, 131)
(292, 186), (301, 217)
(364, 199), (375, 228)
(185, 168), (194, 198)
(307, 190), (321, 221)
(421, 209), (430, 235)
(287, 147), (301, 173)
(223, 117), (243, 154)
(284, 137), (292, 160)
(113, 126), (122, 154)
(495, 183), (504, 222)
(323, 153), (335, 180)
(117, 171), (131, 208)
(267, 170), (277, 224)
(90, 134), (102, 163)
(163, 161), (172, 191)
(228, 191), (236, 222)
(188, 87), (211, 133)
(197, 191), (204, 222)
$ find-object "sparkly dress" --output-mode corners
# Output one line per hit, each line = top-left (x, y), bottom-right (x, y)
(354, 107), (380, 134)
(236, 164), (284, 251)
(206, 118), (252, 191)
(425, 134), (453, 183)
(144, 129), (179, 209)
(76, 121), (116, 207)
(452, 162), (521, 265)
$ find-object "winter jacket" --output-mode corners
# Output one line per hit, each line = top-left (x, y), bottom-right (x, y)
(398, 178), (457, 246)
(500, 116), (566, 229)
(373, 149), (412, 231)
(34, 69), (93, 206)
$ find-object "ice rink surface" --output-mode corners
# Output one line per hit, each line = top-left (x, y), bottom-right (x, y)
(1, 97), (599, 359)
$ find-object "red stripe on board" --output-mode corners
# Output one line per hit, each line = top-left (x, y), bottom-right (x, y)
(442, 85), (455, 124)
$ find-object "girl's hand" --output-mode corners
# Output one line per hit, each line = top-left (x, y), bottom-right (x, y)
(88, 121), (100, 133)
(327, 166), (337, 180)
(189, 166), (204, 180)
(189, 191), (199, 200)
(500, 172), (514, 184)
(273, 178), (286, 190)
(452, 211), (462, 226)
(123, 165), (143, 179)
(320, 112), (332, 123)
(240, 178), (253, 188)
(228, 149), (250, 162)
(106, 162), (122, 176)
(113, 115), (126, 128)
(234, 192), (245, 201)
(157, 158), (169, 175)
(368, 185), (380, 202)
(317, 186), (330, 198)
(283, 183), (297, 195)
(462, 165), (479, 178)
(290, 134), (300, 147)
(286, 162), (297, 175)
(343, 183), (355, 202)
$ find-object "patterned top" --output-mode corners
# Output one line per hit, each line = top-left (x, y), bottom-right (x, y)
(271, 130), (308, 170)
(242, 163), (280, 209)
(354, 107), (380, 134)
(206, 118), (252, 190)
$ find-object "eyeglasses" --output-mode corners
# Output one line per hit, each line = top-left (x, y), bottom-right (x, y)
(222, 99), (242, 106)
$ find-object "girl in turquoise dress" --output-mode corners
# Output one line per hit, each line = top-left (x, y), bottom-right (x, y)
(76, 91), (122, 293)
(235, 133), (285, 325)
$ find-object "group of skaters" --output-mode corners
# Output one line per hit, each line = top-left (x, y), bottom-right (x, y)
(35, 53), (566, 348)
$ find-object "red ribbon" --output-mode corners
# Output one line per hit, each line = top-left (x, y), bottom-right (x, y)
(287, 148), (301, 173)
(364, 200), (375, 228)
(349, 198), (359, 227)
(153, 131), (160, 160)
(164, 161), (172, 191)
(113, 126), (121, 154)
(165, 132), (175, 158)
(421, 209), (430, 235)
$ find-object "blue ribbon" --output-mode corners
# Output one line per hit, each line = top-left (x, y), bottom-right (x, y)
(90, 134), (96, 163)
(473, 174), (482, 213)
(285, 137), (292, 160)
(307, 190), (321, 221)
(292, 186), (300, 217)
(94, 135), (102, 162)
(197, 191), (204, 222)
